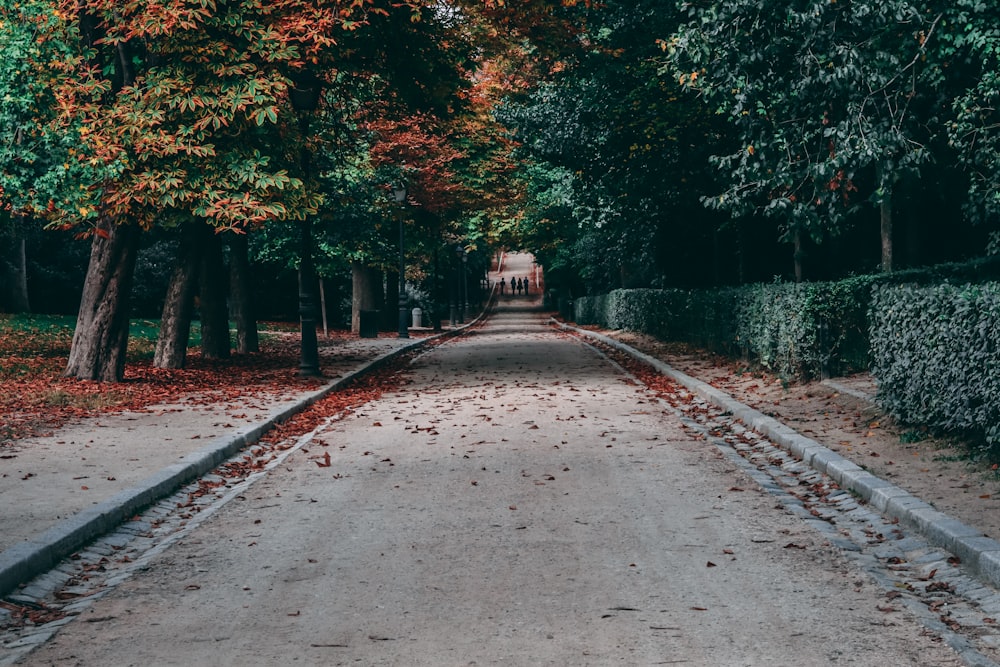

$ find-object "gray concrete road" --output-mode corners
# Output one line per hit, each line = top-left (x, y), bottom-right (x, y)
(21, 295), (961, 665)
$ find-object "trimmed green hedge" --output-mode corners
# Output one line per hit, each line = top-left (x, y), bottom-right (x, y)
(871, 283), (1000, 452)
(571, 260), (1000, 453)
(573, 278), (875, 379)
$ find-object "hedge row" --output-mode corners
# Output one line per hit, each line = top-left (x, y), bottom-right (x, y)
(571, 258), (1000, 450)
(573, 278), (874, 380)
(870, 283), (1000, 452)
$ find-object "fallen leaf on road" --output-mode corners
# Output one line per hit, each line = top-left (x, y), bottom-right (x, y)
(316, 452), (331, 468)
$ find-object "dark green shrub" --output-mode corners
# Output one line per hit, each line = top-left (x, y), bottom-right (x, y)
(573, 279), (873, 379)
(870, 283), (1000, 452)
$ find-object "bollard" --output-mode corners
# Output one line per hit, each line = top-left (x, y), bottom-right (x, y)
(411, 307), (423, 329)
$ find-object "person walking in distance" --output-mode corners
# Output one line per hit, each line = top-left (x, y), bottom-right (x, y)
(499, 276), (506, 295)
(523, 277), (530, 296)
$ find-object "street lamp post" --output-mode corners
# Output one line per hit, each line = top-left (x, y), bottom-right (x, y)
(393, 183), (409, 338)
(289, 70), (323, 377)
(461, 249), (469, 318)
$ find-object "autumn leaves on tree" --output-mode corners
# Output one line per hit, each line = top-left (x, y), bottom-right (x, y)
(3, 0), (588, 381)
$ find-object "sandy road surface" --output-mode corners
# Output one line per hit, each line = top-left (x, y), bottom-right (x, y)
(21, 298), (960, 666)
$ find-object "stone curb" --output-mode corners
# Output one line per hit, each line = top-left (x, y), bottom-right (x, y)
(0, 309), (492, 599)
(560, 322), (1000, 589)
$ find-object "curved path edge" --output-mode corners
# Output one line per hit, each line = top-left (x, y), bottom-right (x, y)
(557, 321), (1000, 590)
(0, 302), (498, 599)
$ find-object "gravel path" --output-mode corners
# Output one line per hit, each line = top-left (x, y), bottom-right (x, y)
(18, 275), (961, 666)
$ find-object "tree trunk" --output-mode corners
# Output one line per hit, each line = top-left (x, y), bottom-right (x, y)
(351, 262), (381, 334)
(64, 220), (141, 382)
(198, 227), (230, 359)
(880, 195), (894, 273)
(228, 233), (259, 354)
(153, 224), (201, 369)
(9, 216), (30, 312)
(878, 164), (894, 273)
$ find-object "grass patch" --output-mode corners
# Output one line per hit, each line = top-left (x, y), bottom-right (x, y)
(43, 388), (125, 410)
(0, 314), (209, 368)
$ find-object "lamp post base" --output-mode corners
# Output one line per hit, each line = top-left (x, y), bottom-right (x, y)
(398, 298), (410, 339)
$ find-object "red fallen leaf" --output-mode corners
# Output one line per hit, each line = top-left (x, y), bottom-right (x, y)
(690, 607), (708, 611)
(784, 543), (807, 550)
(723, 549), (735, 555)
(185, 584), (201, 590)
(80, 485), (89, 490)
(706, 561), (717, 568)
(315, 452), (331, 468)
(471, 481), (478, 486)
(509, 505), (517, 510)
(876, 605), (897, 613)
(373, 422), (382, 427)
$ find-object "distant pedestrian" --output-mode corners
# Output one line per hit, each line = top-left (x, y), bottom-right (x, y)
(523, 277), (530, 295)
(499, 277), (506, 295)
(515, 277), (522, 295)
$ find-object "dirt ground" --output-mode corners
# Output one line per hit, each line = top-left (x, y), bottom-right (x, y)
(606, 331), (1000, 544)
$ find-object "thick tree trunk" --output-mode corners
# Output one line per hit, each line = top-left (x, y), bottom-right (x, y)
(153, 224), (201, 369)
(64, 221), (141, 382)
(351, 262), (381, 334)
(198, 228), (230, 359)
(228, 233), (259, 354)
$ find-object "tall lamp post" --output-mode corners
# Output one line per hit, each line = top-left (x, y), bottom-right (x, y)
(290, 70), (323, 377)
(461, 249), (469, 318)
(393, 183), (409, 338)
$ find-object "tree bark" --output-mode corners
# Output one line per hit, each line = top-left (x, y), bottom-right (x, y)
(351, 262), (382, 334)
(228, 233), (259, 354)
(878, 164), (894, 273)
(198, 227), (230, 359)
(64, 220), (141, 382)
(153, 224), (201, 369)
(880, 194), (894, 273)
(9, 215), (30, 312)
